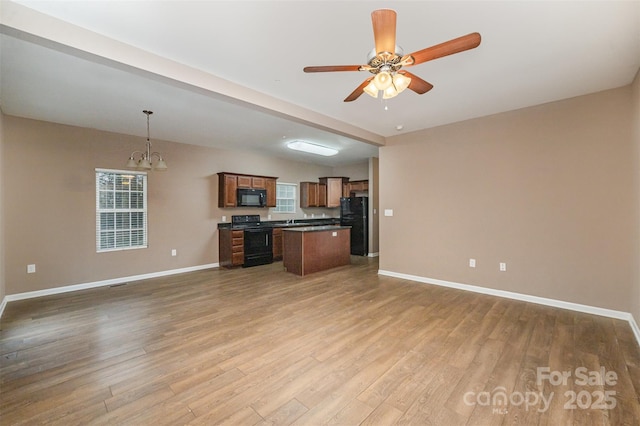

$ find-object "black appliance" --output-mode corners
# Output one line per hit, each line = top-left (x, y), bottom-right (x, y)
(231, 215), (273, 267)
(340, 196), (368, 256)
(237, 188), (267, 207)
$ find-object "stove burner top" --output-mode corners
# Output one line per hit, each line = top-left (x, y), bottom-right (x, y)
(231, 214), (262, 228)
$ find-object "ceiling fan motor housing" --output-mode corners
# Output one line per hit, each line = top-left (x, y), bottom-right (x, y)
(366, 46), (405, 75)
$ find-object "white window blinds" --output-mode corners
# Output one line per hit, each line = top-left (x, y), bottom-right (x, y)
(274, 183), (297, 213)
(96, 169), (148, 252)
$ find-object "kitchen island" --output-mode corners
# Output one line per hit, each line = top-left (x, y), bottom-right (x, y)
(282, 225), (351, 276)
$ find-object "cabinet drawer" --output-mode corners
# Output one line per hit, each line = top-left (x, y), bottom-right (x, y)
(232, 237), (244, 247)
(232, 252), (244, 265)
(232, 244), (244, 253)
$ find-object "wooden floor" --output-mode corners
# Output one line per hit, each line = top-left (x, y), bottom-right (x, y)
(1, 257), (639, 425)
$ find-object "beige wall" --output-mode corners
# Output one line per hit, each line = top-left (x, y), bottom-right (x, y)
(331, 162), (369, 181)
(632, 69), (640, 322)
(381, 85), (636, 313)
(2, 115), (358, 295)
(369, 157), (379, 255)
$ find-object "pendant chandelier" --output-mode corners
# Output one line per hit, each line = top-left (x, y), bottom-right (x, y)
(126, 110), (167, 171)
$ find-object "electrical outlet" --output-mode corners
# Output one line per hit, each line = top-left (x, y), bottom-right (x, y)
(27, 264), (36, 274)
(384, 209), (393, 217)
(500, 262), (507, 272)
(171, 249), (177, 257)
(267, 214), (271, 220)
(469, 259), (476, 268)
(222, 215), (227, 222)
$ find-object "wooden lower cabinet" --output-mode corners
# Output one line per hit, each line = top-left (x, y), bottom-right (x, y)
(219, 229), (244, 267)
(220, 227), (286, 266)
(272, 228), (283, 260)
(282, 227), (350, 276)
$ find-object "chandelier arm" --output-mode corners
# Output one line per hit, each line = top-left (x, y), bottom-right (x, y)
(127, 109), (166, 170)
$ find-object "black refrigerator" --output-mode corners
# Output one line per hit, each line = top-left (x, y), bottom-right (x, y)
(340, 196), (368, 256)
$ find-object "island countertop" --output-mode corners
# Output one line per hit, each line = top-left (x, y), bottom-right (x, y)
(282, 225), (351, 233)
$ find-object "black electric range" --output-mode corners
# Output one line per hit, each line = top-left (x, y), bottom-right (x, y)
(231, 215), (273, 267)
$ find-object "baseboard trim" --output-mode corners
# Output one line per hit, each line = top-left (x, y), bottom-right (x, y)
(0, 263), (219, 316)
(378, 269), (640, 348)
(367, 252), (380, 258)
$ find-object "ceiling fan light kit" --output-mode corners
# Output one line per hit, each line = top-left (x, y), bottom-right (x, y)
(303, 9), (481, 102)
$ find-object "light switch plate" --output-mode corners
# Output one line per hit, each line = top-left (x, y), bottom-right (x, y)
(384, 209), (394, 217)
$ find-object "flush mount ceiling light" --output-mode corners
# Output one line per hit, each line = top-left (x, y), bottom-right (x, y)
(287, 140), (338, 156)
(126, 110), (167, 171)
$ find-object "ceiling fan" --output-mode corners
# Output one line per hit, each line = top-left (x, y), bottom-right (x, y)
(303, 9), (481, 102)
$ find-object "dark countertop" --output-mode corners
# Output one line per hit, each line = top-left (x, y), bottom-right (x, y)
(282, 225), (351, 233)
(217, 218), (340, 230)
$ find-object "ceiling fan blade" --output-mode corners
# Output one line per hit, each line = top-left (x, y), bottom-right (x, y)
(405, 32), (481, 66)
(303, 65), (362, 73)
(344, 78), (374, 102)
(399, 71), (434, 94)
(372, 9), (397, 55)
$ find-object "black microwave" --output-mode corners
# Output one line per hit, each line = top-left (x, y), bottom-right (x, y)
(237, 188), (267, 207)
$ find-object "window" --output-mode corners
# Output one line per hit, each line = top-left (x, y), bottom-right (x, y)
(96, 169), (147, 252)
(273, 182), (296, 213)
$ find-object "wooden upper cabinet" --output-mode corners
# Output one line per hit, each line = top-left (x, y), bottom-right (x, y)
(319, 177), (349, 208)
(252, 177), (265, 189)
(219, 174), (238, 207)
(237, 175), (252, 188)
(300, 182), (319, 208)
(265, 178), (276, 207)
(348, 179), (369, 195)
(318, 184), (327, 207)
(217, 172), (278, 208)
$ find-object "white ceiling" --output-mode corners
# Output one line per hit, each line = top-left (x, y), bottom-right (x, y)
(1, 1), (639, 167)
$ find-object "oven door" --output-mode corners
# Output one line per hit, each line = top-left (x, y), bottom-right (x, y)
(242, 228), (273, 267)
